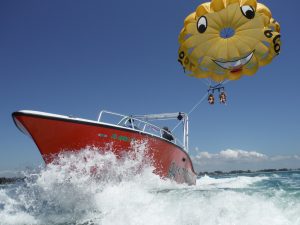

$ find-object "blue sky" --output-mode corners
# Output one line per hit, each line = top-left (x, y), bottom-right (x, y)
(0, 0), (299, 174)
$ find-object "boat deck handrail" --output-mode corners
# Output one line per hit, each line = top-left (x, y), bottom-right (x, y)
(98, 110), (185, 149)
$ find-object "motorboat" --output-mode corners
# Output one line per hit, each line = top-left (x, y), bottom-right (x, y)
(12, 110), (197, 185)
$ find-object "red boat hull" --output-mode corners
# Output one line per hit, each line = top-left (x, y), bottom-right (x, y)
(12, 111), (197, 185)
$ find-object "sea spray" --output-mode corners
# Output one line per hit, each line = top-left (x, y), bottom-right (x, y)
(0, 146), (299, 225)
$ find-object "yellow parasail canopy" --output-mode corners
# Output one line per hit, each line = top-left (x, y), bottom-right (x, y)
(178, 0), (281, 82)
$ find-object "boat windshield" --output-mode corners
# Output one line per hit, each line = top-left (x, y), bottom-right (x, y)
(97, 110), (189, 151)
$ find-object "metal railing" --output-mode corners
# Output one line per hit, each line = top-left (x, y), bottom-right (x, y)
(97, 110), (186, 149)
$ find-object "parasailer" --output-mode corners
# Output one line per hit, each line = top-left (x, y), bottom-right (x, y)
(219, 91), (227, 104)
(178, 0), (281, 104)
(208, 94), (215, 105)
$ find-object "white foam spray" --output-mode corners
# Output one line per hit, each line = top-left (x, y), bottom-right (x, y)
(0, 145), (299, 225)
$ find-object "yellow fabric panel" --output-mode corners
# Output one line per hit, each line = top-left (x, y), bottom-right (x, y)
(233, 12), (254, 29)
(191, 68), (210, 78)
(226, 38), (242, 59)
(235, 33), (261, 50)
(178, 0), (280, 82)
(183, 33), (219, 49)
(206, 15), (224, 31)
(214, 39), (229, 59)
(270, 18), (280, 32)
(227, 72), (243, 80)
(230, 36), (252, 56)
(243, 55), (259, 75)
(256, 3), (272, 20)
(235, 15), (264, 32)
(211, 73), (227, 82)
(240, 0), (257, 9)
(206, 10), (226, 28)
(255, 41), (270, 58)
(191, 36), (222, 58)
(185, 22), (198, 35)
(227, 3), (242, 28)
(227, 0), (242, 7)
(196, 2), (211, 17)
(217, 6), (230, 28)
(258, 52), (273, 66)
(206, 39), (228, 59)
(184, 12), (196, 27)
(210, 0), (226, 12)
(229, 4), (246, 30)
(210, 0), (241, 12)
(178, 28), (187, 43)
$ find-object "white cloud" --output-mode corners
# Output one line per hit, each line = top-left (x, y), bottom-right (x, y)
(196, 151), (215, 159)
(294, 155), (300, 160)
(269, 154), (300, 161)
(192, 148), (300, 172)
(196, 149), (267, 161)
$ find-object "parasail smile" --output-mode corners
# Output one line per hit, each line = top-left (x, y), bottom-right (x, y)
(213, 51), (254, 72)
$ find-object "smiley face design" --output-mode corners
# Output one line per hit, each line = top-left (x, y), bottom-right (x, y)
(178, 0), (281, 82)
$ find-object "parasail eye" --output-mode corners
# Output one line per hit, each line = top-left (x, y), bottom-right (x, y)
(241, 5), (255, 19)
(197, 16), (207, 33)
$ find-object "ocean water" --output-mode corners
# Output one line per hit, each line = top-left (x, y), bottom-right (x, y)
(0, 148), (299, 225)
